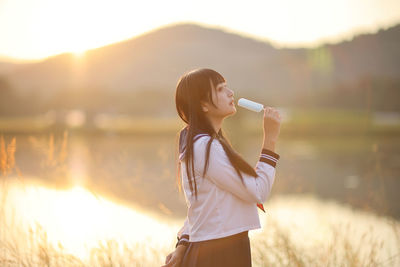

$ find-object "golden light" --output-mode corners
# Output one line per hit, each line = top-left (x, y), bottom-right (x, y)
(0, 0), (175, 60)
(1, 0), (399, 61)
(1, 179), (399, 265)
(2, 179), (180, 260)
(72, 50), (87, 59)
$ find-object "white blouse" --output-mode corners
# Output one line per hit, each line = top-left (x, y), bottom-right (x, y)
(176, 133), (280, 243)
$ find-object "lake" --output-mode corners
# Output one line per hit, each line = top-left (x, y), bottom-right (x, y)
(1, 131), (399, 266)
(6, 131), (400, 219)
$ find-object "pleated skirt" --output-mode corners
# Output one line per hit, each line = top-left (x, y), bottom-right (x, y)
(180, 231), (252, 267)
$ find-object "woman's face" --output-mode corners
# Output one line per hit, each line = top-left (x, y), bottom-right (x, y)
(201, 81), (236, 119)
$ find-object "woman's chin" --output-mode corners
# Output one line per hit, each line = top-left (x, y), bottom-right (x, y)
(227, 107), (237, 116)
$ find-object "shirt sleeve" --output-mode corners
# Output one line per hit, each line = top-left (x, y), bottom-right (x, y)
(177, 217), (189, 241)
(176, 216), (190, 247)
(193, 136), (280, 204)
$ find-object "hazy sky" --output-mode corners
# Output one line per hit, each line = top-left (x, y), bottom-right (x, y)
(0, 0), (399, 62)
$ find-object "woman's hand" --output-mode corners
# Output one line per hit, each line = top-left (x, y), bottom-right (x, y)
(262, 106), (282, 151)
(161, 245), (186, 267)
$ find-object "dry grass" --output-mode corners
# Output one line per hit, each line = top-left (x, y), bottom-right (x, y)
(1, 133), (400, 266)
(0, 220), (171, 266)
(250, 217), (400, 267)
(1, 201), (399, 267)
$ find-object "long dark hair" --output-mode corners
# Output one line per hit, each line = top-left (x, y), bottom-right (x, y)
(175, 68), (257, 200)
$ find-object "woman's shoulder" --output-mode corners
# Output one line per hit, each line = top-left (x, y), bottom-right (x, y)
(193, 134), (224, 154)
(179, 132), (221, 157)
(178, 127), (210, 146)
(179, 131), (213, 160)
(189, 134), (214, 151)
(193, 133), (211, 143)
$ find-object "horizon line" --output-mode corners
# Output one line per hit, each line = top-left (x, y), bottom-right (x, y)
(0, 21), (398, 64)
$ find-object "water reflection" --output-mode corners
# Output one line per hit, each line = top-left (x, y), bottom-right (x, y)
(10, 132), (400, 220)
(2, 131), (400, 265)
(2, 179), (180, 260)
(1, 180), (399, 266)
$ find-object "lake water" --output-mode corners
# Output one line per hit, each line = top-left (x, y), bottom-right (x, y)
(1, 132), (400, 265)
(1, 180), (399, 266)
(7, 132), (400, 219)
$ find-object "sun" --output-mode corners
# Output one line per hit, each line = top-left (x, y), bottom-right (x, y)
(72, 49), (87, 58)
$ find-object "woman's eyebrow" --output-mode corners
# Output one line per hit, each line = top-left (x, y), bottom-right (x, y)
(217, 82), (227, 89)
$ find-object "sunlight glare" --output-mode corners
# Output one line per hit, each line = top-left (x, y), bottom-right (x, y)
(3, 180), (179, 260)
(72, 50), (86, 59)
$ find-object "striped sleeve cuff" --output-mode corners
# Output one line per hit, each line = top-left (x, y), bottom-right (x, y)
(175, 234), (189, 248)
(259, 149), (280, 167)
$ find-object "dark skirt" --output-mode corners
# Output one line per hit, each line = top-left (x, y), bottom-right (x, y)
(180, 231), (252, 267)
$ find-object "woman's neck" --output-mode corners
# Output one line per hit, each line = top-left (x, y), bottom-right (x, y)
(207, 115), (224, 134)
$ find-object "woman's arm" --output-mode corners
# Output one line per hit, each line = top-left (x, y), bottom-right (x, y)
(193, 136), (280, 204)
(175, 216), (190, 247)
(163, 219), (189, 267)
(162, 244), (187, 267)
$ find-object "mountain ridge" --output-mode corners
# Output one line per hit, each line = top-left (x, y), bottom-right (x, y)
(1, 22), (399, 114)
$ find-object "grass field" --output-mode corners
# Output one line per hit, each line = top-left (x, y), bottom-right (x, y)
(1, 181), (399, 266)
(0, 108), (399, 136)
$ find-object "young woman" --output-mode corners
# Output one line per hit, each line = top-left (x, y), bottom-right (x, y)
(162, 68), (281, 267)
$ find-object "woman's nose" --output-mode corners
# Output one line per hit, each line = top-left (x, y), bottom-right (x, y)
(228, 88), (234, 96)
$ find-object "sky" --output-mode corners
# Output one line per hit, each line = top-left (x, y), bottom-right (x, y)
(0, 0), (399, 62)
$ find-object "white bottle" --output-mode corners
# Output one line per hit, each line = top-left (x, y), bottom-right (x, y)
(237, 98), (264, 112)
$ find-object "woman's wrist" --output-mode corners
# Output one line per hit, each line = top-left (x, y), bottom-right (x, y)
(175, 244), (187, 254)
(175, 234), (189, 249)
(262, 138), (276, 152)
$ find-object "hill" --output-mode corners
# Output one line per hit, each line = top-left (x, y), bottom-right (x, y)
(1, 22), (400, 115)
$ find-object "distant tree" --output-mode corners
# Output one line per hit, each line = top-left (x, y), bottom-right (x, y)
(0, 76), (17, 115)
